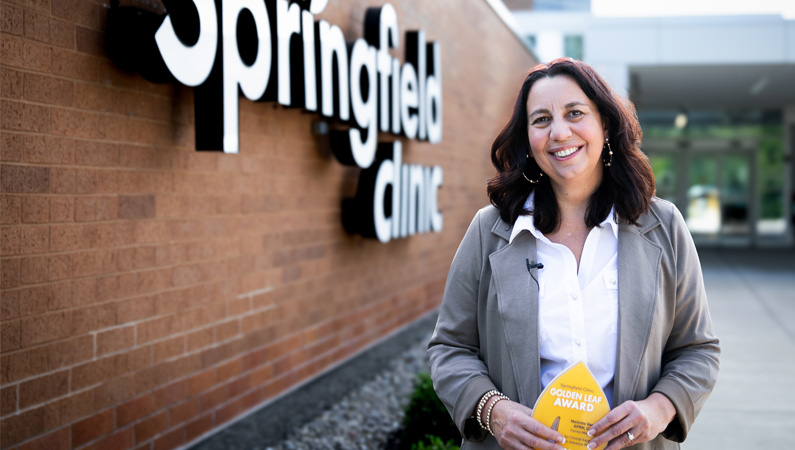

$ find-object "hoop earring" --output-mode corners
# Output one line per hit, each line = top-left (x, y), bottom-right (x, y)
(522, 153), (544, 183)
(603, 138), (613, 167)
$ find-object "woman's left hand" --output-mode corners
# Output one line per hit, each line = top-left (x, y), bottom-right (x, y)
(585, 393), (676, 449)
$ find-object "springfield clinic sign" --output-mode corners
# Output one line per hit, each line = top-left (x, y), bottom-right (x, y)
(106, 0), (443, 242)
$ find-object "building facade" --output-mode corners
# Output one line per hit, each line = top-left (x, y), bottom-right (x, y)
(0, 1), (536, 448)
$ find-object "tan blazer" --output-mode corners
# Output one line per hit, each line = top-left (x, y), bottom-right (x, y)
(428, 199), (720, 450)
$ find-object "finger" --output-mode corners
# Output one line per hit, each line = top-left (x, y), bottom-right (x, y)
(603, 429), (638, 450)
(520, 418), (566, 446)
(499, 423), (565, 450)
(588, 401), (633, 437)
(586, 419), (633, 450)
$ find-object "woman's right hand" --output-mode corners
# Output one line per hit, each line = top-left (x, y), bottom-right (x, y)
(490, 400), (567, 450)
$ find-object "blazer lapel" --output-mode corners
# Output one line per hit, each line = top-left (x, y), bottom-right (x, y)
(614, 213), (663, 406)
(488, 229), (540, 406)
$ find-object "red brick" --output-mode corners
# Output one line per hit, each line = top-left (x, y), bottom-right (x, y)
(49, 196), (74, 222)
(75, 140), (119, 167)
(73, 248), (117, 276)
(1, 165), (49, 193)
(116, 296), (155, 323)
(71, 409), (114, 448)
(134, 410), (168, 444)
(50, 19), (75, 50)
(1, 195), (22, 224)
(18, 426), (70, 450)
(19, 255), (47, 284)
(169, 398), (199, 425)
(0, 34), (51, 72)
(152, 380), (185, 411)
(1, 385), (17, 416)
(52, 48), (98, 82)
(136, 221), (171, 244)
(43, 389), (95, 430)
(22, 136), (74, 166)
(76, 25), (103, 56)
(91, 427), (134, 450)
(1, 132), (23, 162)
(1, 100), (50, 132)
(48, 253), (73, 281)
(116, 394), (154, 427)
(23, 73), (75, 107)
(21, 195), (49, 223)
(117, 246), (156, 271)
(137, 268), (171, 295)
(48, 278), (95, 310)
(1, 320), (21, 351)
(51, 107), (100, 139)
(97, 326), (134, 356)
(96, 221), (136, 247)
(0, 406), (45, 447)
(1, 66), (23, 99)
(198, 384), (227, 412)
(228, 374), (252, 398)
(215, 398), (241, 425)
(49, 223), (96, 252)
(96, 273), (137, 302)
(186, 369), (215, 397)
(119, 195), (156, 220)
(20, 310), (71, 347)
(0, 346), (47, 384)
(153, 426), (184, 450)
(71, 302), (116, 335)
(75, 196), (119, 222)
(186, 328), (213, 352)
(50, 167), (98, 194)
(19, 370), (69, 409)
(52, 0), (104, 29)
(94, 374), (135, 410)
(153, 336), (184, 364)
(1, 3), (23, 35)
(48, 334), (94, 369)
(184, 413), (212, 442)
(22, 9), (50, 43)
(136, 315), (175, 344)
(71, 356), (117, 390)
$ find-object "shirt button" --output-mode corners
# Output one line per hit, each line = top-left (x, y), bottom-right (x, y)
(575, 339), (581, 346)
(571, 294), (578, 300)
(609, 279), (617, 286)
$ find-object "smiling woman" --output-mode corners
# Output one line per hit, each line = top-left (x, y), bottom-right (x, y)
(428, 58), (720, 450)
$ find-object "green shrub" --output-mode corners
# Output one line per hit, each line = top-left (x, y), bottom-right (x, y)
(410, 435), (460, 450)
(400, 372), (460, 449)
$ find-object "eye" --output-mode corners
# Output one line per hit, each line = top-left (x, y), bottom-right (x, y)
(568, 110), (584, 118)
(531, 116), (550, 125)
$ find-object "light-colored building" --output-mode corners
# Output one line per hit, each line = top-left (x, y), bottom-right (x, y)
(511, 2), (795, 247)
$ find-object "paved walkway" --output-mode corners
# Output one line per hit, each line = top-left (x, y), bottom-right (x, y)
(682, 248), (795, 448)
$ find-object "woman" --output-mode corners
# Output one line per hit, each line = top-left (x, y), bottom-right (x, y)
(428, 58), (720, 450)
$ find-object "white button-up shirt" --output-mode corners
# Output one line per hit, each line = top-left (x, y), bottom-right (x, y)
(509, 194), (619, 405)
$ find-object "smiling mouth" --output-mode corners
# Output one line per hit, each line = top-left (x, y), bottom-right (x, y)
(551, 146), (581, 158)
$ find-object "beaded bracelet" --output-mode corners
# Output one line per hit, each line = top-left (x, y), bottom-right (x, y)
(475, 390), (500, 430)
(484, 394), (509, 436)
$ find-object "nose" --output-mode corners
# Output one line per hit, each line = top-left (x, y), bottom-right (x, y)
(549, 119), (572, 141)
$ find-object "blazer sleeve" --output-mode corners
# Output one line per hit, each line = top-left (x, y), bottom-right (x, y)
(428, 209), (496, 442)
(652, 204), (721, 442)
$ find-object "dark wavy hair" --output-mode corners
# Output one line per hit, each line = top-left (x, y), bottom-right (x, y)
(487, 58), (655, 234)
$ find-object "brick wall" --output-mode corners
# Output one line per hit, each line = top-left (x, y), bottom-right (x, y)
(0, 0), (536, 448)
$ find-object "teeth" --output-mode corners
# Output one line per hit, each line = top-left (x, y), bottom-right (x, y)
(553, 146), (579, 158)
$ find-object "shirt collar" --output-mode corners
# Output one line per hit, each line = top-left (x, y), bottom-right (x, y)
(508, 192), (618, 244)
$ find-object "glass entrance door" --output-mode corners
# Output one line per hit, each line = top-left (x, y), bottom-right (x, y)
(647, 142), (755, 246)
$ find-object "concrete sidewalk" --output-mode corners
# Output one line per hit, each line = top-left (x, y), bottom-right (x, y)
(682, 248), (795, 448)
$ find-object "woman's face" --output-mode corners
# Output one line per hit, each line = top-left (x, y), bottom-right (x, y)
(526, 75), (606, 192)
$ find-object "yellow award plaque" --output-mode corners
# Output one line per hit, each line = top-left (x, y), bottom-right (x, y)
(531, 361), (611, 450)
